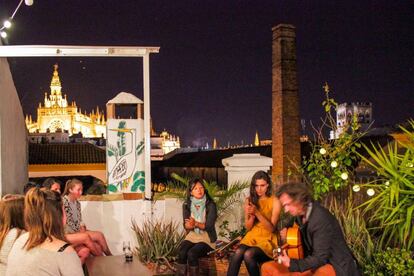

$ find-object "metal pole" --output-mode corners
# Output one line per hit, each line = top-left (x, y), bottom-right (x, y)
(143, 53), (152, 202)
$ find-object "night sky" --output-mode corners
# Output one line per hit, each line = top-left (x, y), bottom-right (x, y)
(1, 1), (413, 147)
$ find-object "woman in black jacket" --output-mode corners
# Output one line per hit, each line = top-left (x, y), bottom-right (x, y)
(175, 178), (217, 276)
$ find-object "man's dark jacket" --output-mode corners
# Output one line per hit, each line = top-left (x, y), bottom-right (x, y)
(289, 201), (361, 276)
(183, 199), (217, 243)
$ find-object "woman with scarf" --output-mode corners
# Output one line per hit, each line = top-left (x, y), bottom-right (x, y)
(175, 178), (217, 276)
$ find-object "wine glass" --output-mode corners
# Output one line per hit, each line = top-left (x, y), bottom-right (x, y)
(123, 241), (133, 262)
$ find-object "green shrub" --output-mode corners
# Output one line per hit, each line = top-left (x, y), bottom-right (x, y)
(363, 247), (414, 275)
(132, 219), (185, 265)
(218, 220), (246, 241)
(298, 84), (364, 200)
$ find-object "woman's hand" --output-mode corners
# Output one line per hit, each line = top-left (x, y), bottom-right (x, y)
(184, 217), (195, 230)
(246, 203), (256, 216)
(194, 221), (205, 230)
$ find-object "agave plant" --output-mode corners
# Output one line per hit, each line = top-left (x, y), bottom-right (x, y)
(157, 172), (248, 219)
(132, 219), (185, 269)
(358, 120), (414, 250)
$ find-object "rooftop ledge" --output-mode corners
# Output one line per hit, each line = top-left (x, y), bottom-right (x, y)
(0, 45), (160, 57)
(80, 193), (144, 201)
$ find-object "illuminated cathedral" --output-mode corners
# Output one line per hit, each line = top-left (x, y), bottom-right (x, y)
(26, 64), (106, 138)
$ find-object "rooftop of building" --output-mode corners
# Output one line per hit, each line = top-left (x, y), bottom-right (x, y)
(29, 143), (106, 165)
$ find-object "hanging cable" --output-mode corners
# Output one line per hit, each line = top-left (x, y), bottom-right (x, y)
(1, 0), (34, 39)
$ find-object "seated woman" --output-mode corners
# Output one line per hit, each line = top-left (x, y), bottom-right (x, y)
(63, 178), (112, 256)
(42, 179), (90, 262)
(0, 195), (25, 275)
(42, 178), (62, 194)
(227, 171), (281, 276)
(6, 188), (83, 276)
(175, 178), (217, 276)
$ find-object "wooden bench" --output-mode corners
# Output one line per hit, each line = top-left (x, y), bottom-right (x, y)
(85, 255), (152, 276)
(199, 255), (248, 276)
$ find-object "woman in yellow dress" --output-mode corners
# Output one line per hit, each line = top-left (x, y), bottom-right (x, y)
(227, 171), (281, 276)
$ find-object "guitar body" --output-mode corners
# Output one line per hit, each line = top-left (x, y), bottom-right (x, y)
(282, 226), (304, 259)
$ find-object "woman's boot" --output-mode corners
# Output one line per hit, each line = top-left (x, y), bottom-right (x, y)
(174, 263), (187, 276)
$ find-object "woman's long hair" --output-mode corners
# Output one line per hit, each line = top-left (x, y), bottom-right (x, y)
(0, 195), (25, 249)
(24, 188), (65, 250)
(42, 178), (62, 190)
(63, 178), (82, 196)
(185, 178), (213, 205)
(249, 170), (272, 208)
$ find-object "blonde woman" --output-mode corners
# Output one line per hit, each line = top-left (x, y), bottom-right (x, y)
(0, 195), (25, 275)
(63, 178), (112, 256)
(6, 188), (83, 276)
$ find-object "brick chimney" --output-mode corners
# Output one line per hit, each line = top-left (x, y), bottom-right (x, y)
(272, 24), (301, 184)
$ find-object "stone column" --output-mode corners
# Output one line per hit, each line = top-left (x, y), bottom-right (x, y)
(0, 49), (28, 196)
(222, 153), (273, 230)
(272, 24), (301, 184)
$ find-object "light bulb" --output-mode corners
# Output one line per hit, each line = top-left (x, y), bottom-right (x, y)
(25, 0), (34, 6)
(0, 31), (7, 38)
(340, 172), (348, 180)
(319, 148), (327, 155)
(330, 161), (338, 168)
(367, 188), (375, 196)
(352, 185), (360, 192)
(3, 20), (11, 29)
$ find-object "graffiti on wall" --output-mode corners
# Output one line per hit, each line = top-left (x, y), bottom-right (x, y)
(106, 120), (145, 193)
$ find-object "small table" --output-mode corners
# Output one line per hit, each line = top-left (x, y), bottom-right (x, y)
(85, 255), (152, 276)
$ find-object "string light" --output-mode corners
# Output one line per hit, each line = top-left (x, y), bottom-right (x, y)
(0, 0), (34, 40)
(3, 20), (12, 29)
(352, 185), (360, 192)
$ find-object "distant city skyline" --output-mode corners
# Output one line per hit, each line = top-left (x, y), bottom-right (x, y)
(1, 1), (412, 147)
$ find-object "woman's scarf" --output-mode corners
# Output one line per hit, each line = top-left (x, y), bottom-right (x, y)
(190, 195), (207, 234)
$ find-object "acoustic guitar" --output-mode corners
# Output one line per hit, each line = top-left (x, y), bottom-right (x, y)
(274, 225), (304, 261)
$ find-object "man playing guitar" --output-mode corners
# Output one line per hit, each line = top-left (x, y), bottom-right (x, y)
(261, 182), (361, 276)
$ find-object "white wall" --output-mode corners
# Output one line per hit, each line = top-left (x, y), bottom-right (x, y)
(81, 198), (183, 255)
(0, 51), (28, 196)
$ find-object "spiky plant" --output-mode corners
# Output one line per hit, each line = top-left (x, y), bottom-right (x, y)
(328, 193), (374, 265)
(358, 120), (414, 250)
(157, 173), (248, 219)
(132, 219), (185, 268)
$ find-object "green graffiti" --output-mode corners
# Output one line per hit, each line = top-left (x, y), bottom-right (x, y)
(131, 171), (145, 192)
(108, 184), (118, 193)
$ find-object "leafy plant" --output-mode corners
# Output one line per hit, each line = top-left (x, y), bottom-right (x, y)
(299, 84), (364, 200)
(132, 219), (185, 269)
(358, 120), (414, 249)
(218, 220), (246, 241)
(363, 247), (414, 276)
(158, 173), (249, 219)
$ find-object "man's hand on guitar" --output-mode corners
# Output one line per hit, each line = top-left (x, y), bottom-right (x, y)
(277, 249), (290, 268)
